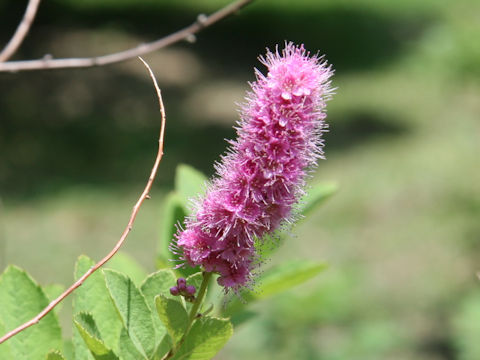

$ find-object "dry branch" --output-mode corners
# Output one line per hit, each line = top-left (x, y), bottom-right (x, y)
(0, 0), (42, 62)
(0, 0), (254, 72)
(0, 58), (166, 344)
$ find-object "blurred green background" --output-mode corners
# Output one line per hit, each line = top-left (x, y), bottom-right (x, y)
(1, 0), (479, 359)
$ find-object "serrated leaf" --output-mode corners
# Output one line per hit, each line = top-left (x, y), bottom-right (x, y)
(174, 316), (233, 360)
(46, 350), (67, 360)
(0, 266), (62, 360)
(118, 327), (148, 360)
(224, 260), (328, 316)
(140, 270), (178, 305)
(175, 164), (208, 210)
(155, 295), (188, 342)
(74, 313), (119, 360)
(103, 269), (155, 359)
(298, 182), (338, 218)
(106, 252), (148, 286)
(73, 256), (123, 360)
(140, 270), (177, 344)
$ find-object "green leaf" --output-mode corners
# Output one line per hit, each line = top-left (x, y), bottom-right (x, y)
(73, 256), (123, 359)
(0, 319), (12, 359)
(73, 313), (119, 360)
(186, 272), (203, 292)
(63, 339), (74, 360)
(46, 351), (67, 360)
(255, 260), (328, 298)
(155, 295), (188, 342)
(140, 270), (178, 305)
(174, 316), (233, 360)
(105, 252), (148, 286)
(185, 272), (204, 312)
(298, 182), (338, 218)
(256, 182), (338, 259)
(158, 160), (207, 278)
(229, 310), (257, 327)
(158, 192), (187, 267)
(175, 164), (208, 210)
(158, 192), (199, 277)
(118, 328), (148, 360)
(452, 290), (480, 360)
(224, 260), (328, 316)
(140, 270), (177, 344)
(0, 266), (62, 360)
(103, 269), (156, 359)
(153, 335), (172, 360)
(43, 284), (65, 315)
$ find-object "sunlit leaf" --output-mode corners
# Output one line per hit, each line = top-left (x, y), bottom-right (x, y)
(118, 327), (148, 360)
(155, 295), (188, 342)
(43, 284), (65, 315)
(158, 191), (187, 269)
(0, 266), (62, 360)
(174, 316), (233, 360)
(175, 164), (208, 210)
(140, 270), (177, 344)
(74, 313), (119, 360)
(104, 269), (155, 359)
(224, 260), (328, 317)
(46, 351), (67, 360)
(73, 256), (122, 359)
(0, 319), (12, 359)
(298, 182), (338, 218)
(105, 252), (148, 286)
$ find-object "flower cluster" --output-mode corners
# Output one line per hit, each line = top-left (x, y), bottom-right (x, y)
(173, 43), (333, 291)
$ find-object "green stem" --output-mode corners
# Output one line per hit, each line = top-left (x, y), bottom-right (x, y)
(163, 271), (213, 360)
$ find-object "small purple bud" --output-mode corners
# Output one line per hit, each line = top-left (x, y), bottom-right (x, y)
(169, 286), (179, 296)
(177, 278), (187, 290)
(185, 285), (196, 296)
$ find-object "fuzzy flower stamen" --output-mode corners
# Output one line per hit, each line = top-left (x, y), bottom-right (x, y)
(173, 42), (334, 291)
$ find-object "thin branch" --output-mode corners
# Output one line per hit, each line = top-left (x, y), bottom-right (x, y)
(0, 0), (255, 72)
(0, 58), (166, 345)
(0, 0), (42, 62)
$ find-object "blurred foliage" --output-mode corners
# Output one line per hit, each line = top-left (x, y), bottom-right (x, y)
(1, 0), (480, 359)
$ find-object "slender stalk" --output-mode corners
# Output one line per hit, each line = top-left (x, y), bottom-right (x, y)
(0, 0), (41, 62)
(163, 272), (213, 360)
(0, 58), (166, 345)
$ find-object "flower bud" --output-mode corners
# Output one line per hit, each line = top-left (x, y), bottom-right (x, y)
(176, 277), (186, 290)
(169, 286), (179, 296)
(186, 285), (196, 296)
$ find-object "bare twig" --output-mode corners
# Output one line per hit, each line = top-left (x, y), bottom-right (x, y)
(0, 58), (166, 345)
(0, 0), (254, 72)
(0, 0), (42, 62)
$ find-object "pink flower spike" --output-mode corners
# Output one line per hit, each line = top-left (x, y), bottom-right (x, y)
(173, 42), (334, 292)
